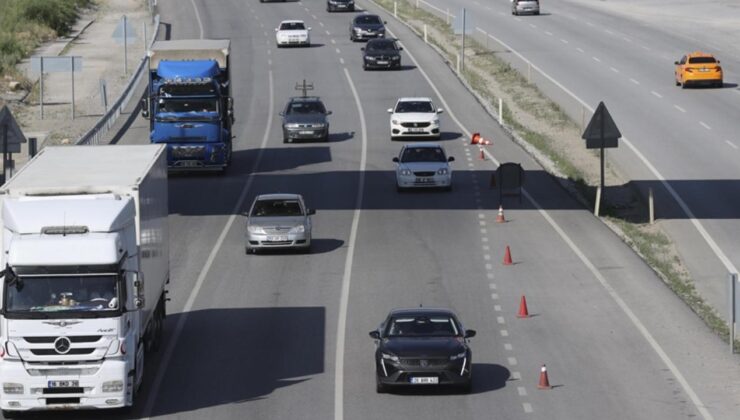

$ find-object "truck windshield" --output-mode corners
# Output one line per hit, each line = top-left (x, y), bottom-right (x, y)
(155, 98), (219, 121)
(4, 275), (121, 318)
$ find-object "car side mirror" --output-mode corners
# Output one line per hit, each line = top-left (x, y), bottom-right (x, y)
(674, 61), (679, 65)
(275, 28), (279, 32)
(369, 331), (380, 339)
(437, 109), (444, 114)
(392, 157), (399, 163)
(326, 110), (333, 115)
(465, 329), (476, 338)
(717, 60), (721, 64)
(307, 209), (316, 215)
(399, 47), (404, 51)
(448, 156), (455, 162)
(387, 108), (393, 113)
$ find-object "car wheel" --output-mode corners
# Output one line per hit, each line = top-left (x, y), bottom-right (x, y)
(376, 377), (387, 394)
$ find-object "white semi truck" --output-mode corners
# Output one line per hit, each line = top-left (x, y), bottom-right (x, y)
(0, 145), (169, 415)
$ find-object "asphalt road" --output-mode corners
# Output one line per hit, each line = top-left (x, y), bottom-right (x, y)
(419, 0), (740, 333)
(16, 0), (740, 419)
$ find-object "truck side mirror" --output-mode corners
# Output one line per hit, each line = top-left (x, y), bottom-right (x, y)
(132, 271), (145, 308)
(140, 98), (149, 119)
(227, 97), (234, 111)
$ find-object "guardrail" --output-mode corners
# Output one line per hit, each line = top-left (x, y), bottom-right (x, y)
(76, 14), (161, 145)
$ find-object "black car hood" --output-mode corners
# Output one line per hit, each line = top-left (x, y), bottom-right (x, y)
(382, 337), (466, 358)
(283, 114), (327, 124)
(365, 49), (399, 57)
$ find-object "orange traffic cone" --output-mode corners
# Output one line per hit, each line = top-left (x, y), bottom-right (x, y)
(503, 246), (513, 266)
(538, 365), (552, 389)
(517, 295), (529, 318)
(471, 132), (481, 145)
(496, 205), (506, 223)
(480, 148), (485, 160)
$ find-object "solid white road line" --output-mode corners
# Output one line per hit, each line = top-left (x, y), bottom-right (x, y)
(141, 69), (276, 419)
(392, 24), (715, 420)
(191, 0), (204, 39)
(334, 68), (368, 420)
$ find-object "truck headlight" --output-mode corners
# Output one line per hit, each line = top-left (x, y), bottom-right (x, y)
(450, 351), (466, 361)
(3, 383), (23, 394)
(102, 380), (124, 393)
(290, 225), (305, 233)
(105, 339), (121, 356)
(248, 226), (265, 234)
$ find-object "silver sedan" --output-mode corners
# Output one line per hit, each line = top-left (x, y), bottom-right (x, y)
(245, 194), (314, 254)
(393, 143), (454, 191)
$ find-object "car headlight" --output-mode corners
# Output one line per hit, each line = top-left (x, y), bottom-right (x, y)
(392, 56), (400, 60)
(312, 123), (326, 128)
(290, 225), (305, 233)
(400, 169), (412, 176)
(366, 56), (377, 61)
(285, 123), (301, 129)
(391, 119), (399, 125)
(433, 118), (440, 125)
(248, 226), (265, 234)
(354, 27), (362, 33)
(450, 351), (466, 361)
(381, 352), (399, 363)
(437, 168), (449, 175)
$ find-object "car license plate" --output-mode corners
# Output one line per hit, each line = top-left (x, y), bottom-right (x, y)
(267, 235), (288, 242)
(699, 68), (710, 72)
(410, 377), (438, 384)
(416, 177), (429, 183)
(48, 380), (79, 388)
(179, 160), (200, 167)
(377, 61), (389, 65)
(338, 4), (346, 7)
(299, 130), (314, 135)
(408, 127), (425, 133)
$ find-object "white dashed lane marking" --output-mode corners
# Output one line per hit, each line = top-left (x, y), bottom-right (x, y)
(518, 386), (528, 396)
(339, 58), (344, 64)
(508, 357), (518, 366)
(523, 403), (533, 413)
(700, 121), (712, 130)
(651, 91), (662, 98)
(576, 47), (584, 53)
(494, 305), (502, 312)
(335, 48), (341, 54)
(592, 57), (601, 63)
(610, 67), (619, 73)
(725, 140), (738, 149)
(511, 372), (521, 380)
(529, 24), (537, 28)
(560, 39), (568, 44)
(545, 31), (553, 36)
(491, 293), (499, 300)
(319, 22), (324, 27)
(630, 78), (640, 85)
(622, 37), (631, 42)
(674, 105), (686, 113)
(500, 330), (509, 337)
(497, 316), (505, 324)
(504, 343), (512, 350)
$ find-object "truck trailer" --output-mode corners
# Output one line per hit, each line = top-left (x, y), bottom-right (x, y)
(0, 145), (169, 415)
(142, 39), (233, 171)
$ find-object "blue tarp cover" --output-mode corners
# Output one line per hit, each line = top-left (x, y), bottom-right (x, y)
(157, 60), (219, 79)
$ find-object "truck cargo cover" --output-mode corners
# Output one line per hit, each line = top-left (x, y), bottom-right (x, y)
(149, 39), (230, 70)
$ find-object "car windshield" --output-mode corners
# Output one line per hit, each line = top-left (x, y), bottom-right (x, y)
(401, 147), (446, 163)
(155, 98), (219, 121)
(367, 41), (395, 51)
(280, 22), (305, 30)
(251, 199), (304, 217)
(5, 275), (120, 315)
(386, 315), (459, 337)
(287, 101), (326, 115)
(356, 15), (381, 25)
(688, 57), (716, 64)
(395, 101), (434, 113)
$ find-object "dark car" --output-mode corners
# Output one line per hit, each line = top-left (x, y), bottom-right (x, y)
(369, 308), (476, 393)
(280, 97), (332, 143)
(350, 14), (386, 41)
(327, 0), (354, 12)
(361, 38), (403, 70)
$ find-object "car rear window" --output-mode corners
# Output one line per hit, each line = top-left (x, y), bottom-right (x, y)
(688, 57), (716, 64)
(251, 200), (303, 217)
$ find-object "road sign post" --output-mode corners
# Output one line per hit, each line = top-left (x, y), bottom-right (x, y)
(31, 56), (83, 120)
(582, 101), (621, 216)
(113, 16), (138, 75)
(0, 106), (27, 184)
(453, 9), (473, 72)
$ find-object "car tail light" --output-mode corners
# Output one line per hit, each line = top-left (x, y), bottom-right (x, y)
(685, 68), (694, 72)
(716, 66), (722, 72)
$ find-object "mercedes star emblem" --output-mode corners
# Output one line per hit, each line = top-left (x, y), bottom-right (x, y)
(54, 337), (72, 355)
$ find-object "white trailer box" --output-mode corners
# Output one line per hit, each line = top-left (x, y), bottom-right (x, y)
(0, 145), (168, 414)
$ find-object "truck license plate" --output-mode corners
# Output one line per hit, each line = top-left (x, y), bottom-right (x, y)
(48, 380), (79, 388)
(267, 236), (288, 242)
(410, 377), (438, 384)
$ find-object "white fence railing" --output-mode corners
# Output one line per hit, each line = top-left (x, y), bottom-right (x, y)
(76, 14), (161, 145)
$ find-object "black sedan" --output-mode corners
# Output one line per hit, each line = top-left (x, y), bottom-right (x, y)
(280, 96), (332, 143)
(349, 14), (386, 41)
(369, 308), (476, 393)
(327, 0), (354, 12)
(361, 38), (403, 70)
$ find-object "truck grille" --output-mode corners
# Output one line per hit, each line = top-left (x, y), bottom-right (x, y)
(24, 336), (101, 344)
(171, 145), (206, 159)
(31, 348), (95, 356)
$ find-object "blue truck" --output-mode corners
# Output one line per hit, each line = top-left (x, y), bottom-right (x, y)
(141, 39), (233, 171)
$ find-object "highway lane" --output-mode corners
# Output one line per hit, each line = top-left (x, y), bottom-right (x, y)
(15, 0), (740, 419)
(415, 0), (740, 327)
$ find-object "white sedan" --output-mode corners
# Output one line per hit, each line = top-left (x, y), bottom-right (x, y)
(388, 97), (443, 140)
(392, 143), (454, 191)
(275, 20), (311, 47)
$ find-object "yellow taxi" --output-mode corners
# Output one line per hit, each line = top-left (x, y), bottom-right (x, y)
(675, 52), (723, 88)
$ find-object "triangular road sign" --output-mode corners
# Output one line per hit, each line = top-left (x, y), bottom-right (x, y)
(0, 105), (27, 154)
(582, 101), (621, 148)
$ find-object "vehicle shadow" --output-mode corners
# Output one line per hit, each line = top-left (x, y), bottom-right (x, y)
(248, 238), (345, 255)
(328, 131), (355, 142)
(386, 363), (509, 396)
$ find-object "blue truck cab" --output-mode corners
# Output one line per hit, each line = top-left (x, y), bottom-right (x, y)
(142, 40), (233, 171)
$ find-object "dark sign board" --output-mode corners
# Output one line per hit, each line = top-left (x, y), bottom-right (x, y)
(582, 101), (621, 149)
